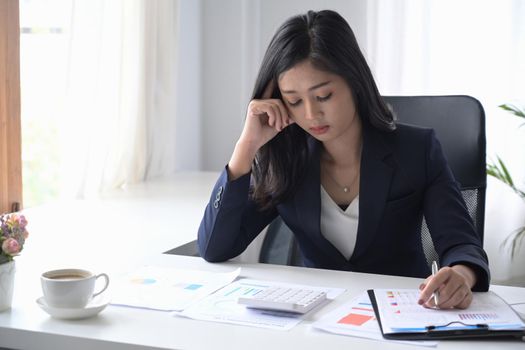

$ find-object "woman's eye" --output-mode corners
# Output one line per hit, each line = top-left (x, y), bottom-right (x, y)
(287, 100), (301, 107)
(317, 93), (332, 102)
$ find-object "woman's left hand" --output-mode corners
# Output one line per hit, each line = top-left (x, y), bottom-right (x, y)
(418, 264), (477, 309)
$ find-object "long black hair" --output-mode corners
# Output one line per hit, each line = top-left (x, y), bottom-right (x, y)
(251, 10), (395, 210)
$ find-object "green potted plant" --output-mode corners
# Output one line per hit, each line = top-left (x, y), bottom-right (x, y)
(487, 103), (525, 259)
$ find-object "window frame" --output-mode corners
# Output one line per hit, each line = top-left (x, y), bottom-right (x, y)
(0, 0), (22, 213)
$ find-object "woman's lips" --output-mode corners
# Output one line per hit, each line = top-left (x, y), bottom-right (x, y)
(309, 125), (329, 135)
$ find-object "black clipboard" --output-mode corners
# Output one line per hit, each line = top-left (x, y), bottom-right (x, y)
(367, 290), (525, 340)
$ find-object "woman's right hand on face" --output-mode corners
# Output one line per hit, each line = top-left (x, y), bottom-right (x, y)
(238, 81), (295, 151)
(227, 81), (295, 180)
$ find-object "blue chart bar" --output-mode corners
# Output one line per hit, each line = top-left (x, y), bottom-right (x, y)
(224, 286), (264, 297)
(244, 288), (255, 295)
(224, 287), (241, 297)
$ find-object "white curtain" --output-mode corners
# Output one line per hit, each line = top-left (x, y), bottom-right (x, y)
(60, 0), (178, 198)
(365, 0), (525, 283)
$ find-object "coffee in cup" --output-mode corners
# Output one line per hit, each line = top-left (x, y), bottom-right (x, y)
(41, 269), (110, 308)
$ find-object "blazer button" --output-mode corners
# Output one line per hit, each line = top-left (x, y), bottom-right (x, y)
(216, 186), (223, 201)
(213, 200), (219, 209)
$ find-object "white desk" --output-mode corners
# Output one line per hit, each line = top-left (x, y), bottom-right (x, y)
(16, 172), (220, 273)
(1, 254), (524, 350)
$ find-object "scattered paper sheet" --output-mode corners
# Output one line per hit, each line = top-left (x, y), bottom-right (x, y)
(111, 266), (241, 311)
(174, 279), (345, 331)
(312, 292), (438, 347)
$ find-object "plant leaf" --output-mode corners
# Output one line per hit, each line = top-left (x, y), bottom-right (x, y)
(496, 156), (515, 187)
(501, 226), (525, 260)
(499, 103), (525, 119)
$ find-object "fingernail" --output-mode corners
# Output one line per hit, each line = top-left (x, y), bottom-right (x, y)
(418, 299), (424, 305)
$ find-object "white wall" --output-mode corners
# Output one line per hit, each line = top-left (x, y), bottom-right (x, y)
(174, 0), (202, 170)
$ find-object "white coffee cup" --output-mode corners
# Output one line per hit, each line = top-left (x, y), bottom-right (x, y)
(41, 269), (110, 308)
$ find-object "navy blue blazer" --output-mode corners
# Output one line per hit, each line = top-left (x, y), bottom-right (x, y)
(198, 123), (490, 291)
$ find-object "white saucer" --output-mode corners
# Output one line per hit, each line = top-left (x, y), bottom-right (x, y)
(36, 295), (110, 320)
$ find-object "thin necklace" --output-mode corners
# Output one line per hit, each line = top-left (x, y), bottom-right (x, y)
(322, 165), (360, 193)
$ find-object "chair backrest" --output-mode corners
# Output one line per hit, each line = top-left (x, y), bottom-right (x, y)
(259, 95), (486, 267)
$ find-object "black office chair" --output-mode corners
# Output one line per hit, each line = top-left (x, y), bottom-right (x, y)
(259, 95), (487, 268)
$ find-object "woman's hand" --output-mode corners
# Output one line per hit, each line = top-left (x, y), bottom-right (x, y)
(227, 81), (294, 180)
(418, 265), (477, 309)
(238, 81), (294, 150)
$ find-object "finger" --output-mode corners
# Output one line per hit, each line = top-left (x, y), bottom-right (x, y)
(423, 296), (437, 309)
(433, 267), (472, 308)
(438, 284), (470, 309)
(422, 283), (441, 309)
(266, 107), (275, 127)
(434, 274), (463, 306)
(279, 99), (294, 125)
(274, 100), (289, 130)
(456, 290), (473, 309)
(269, 104), (282, 131)
(262, 80), (275, 100)
(418, 268), (451, 305)
(250, 102), (269, 117)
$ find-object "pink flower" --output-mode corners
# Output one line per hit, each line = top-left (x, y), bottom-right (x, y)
(2, 238), (20, 255)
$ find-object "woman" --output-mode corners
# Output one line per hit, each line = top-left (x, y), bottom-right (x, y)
(197, 10), (489, 309)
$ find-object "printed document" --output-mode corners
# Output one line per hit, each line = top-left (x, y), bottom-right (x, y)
(175, 278), (345, 331)
(111, 266), (241, 311)
(372, 289), (525, 334)
(313, 292), (438, 347)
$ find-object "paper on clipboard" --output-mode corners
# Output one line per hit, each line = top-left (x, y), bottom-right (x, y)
(312, 292), (438, 347)
(371, 289), (525, 334)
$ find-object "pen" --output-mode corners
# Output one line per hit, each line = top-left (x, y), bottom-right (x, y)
(431, 260), (440, 307)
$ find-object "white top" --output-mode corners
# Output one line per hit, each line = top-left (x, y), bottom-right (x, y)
(320, 186), (359, 260)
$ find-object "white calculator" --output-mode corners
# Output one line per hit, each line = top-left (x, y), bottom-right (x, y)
(237, 286), (327, 314)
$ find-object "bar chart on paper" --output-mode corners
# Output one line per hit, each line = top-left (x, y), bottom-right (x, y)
(458, 312), (498, 321)
(372, 289), (525, 334)
(312, 292), (438, 346)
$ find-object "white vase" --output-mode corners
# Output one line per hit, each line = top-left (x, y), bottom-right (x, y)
(0, 260), (16, 312)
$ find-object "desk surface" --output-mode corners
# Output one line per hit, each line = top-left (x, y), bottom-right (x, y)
(17, 172), (219, 273)
(1, 254), (525, 350)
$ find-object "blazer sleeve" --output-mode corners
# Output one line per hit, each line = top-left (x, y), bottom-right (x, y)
(422, 130), (490, 291)
(197, 166), (278, 262)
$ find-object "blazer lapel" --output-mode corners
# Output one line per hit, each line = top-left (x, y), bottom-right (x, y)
(351, 125), (395, 262)
(294, 138), (344, 259)
(294, 137), (321, 237)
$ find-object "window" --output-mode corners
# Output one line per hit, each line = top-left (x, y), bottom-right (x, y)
(19, 0), (73, 207)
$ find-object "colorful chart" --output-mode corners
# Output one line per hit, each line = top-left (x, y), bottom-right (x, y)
(338, 312), (374, 326)
(130, 278), (157, 285)
(458, 312), (498, 321)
